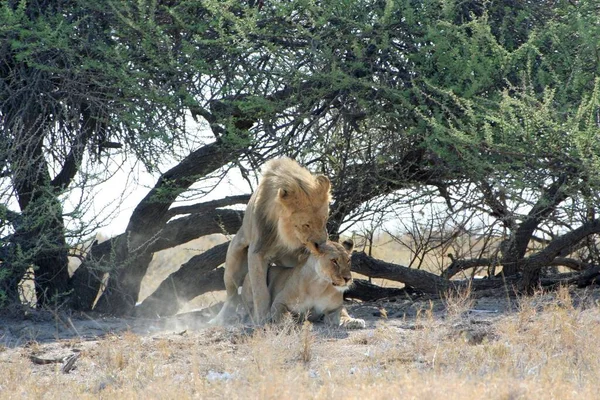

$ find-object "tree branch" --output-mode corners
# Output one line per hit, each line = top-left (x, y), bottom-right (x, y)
(351, 251), (450, 294)
(50, 103), (100, 189)
(125, 140), (244, 245)
(441, 257), (493, 279)
(520, 219), (600, 290)
(166, 195), (250, 219)
(146, 209), (243, 254)
(502, 174), (570, 274)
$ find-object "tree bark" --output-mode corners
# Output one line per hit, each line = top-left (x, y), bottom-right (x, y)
(520, 219), (600, 292)
(351, 252), (523, 294)
(441, 258), (493, 279)
(351, 251), (450, 294)
(501, 176), (569, 276)
(11, 111), (70, 307)
(69, 237), (121, 311)
(344, 279), (409, 301)
(71, 205), (243, 312)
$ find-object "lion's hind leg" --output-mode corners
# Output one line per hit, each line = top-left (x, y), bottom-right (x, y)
(209, 234), (249, 326)
(247, 248), (271, 324)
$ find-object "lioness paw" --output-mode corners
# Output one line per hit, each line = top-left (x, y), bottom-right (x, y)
(342, 318), (366, 329)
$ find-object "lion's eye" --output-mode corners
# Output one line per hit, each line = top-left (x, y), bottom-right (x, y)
(303, 224), (310, 229)
(331, 259), (339, 267)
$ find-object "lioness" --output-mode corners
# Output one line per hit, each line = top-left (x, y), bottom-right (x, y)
(240, 240), (366, 329)
(211, 157), (331, 325)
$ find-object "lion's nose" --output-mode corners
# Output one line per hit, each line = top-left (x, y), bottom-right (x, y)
(343, 276), (352, 284)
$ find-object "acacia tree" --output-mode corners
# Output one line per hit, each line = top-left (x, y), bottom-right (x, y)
(133, 0), (600, 314)
(3, 0), (600, 315)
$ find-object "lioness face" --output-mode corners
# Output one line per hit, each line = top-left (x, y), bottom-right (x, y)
(316, 241), (354, 292)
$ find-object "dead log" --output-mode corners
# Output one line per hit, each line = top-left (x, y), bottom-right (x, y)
(576, 265), (600, 287)
(344, 279), (409, 301)
(351, 251), (450, 294)
(351, 252), (525, 294)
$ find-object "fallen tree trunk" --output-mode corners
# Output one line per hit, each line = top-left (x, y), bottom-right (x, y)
(351, 251), (512, 293)
(353, 251), (600, 297)
(137, 246), (600, 318)
(350, 251), (450, 294)
(344, 279), (409, 301)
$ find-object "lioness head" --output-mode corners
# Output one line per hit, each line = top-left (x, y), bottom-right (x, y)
(276, 174), (331, 254)
(315, 239), (354, 291)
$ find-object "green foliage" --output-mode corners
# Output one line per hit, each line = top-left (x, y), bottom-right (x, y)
(2, 0), (600, 307)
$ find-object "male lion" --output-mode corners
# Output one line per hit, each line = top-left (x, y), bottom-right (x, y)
(211, 157), (331, 325)
(240, 239), (366, 329)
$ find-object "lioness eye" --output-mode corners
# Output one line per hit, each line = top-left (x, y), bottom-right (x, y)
(303, 224), (310, 229)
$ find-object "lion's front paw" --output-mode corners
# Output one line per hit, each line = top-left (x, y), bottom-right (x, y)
(342, 318), (366, 329)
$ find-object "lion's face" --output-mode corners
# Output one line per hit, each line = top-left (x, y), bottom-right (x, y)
(276, 174), (331, 254)
(315, 240), (354, 292)
(289, 205), (329, 254)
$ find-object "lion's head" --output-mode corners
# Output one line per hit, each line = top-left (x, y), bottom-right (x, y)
(276, 174), (330, 253)
(255, 158), (331, 255)
(314, 240), (354, 292)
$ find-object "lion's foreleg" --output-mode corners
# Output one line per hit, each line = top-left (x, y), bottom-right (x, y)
(247, 248), (270, 324)
(323, 308), (342, 327)
(325, 307), (366, 329)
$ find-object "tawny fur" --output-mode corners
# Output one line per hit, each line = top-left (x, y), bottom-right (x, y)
(241, 240), (366, 329)
(211, 157), (331, 325)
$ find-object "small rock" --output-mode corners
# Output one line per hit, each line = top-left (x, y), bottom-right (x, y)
(206, 370), (234, 382)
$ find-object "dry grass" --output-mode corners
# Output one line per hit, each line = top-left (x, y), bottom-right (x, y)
(1, 286), (600, 399)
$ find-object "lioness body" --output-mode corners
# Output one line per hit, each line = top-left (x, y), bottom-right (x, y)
(241, 241), (366, 329)
(212, 158), (331, 325)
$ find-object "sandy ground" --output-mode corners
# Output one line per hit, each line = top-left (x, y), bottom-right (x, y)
(0, 292), (511, 347)
(2, 288), (600, 399)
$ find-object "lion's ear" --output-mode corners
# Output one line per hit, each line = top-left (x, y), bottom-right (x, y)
(278, 187), (292, 202)
(316, 175), (330, 193)
(342, 239), (354, 252)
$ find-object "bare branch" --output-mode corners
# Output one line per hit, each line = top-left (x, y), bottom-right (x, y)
(167, 195), (250, 219)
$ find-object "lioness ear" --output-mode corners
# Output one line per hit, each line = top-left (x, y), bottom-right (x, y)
(342, 239), (354, 252)
(315, 175), (330, 193)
